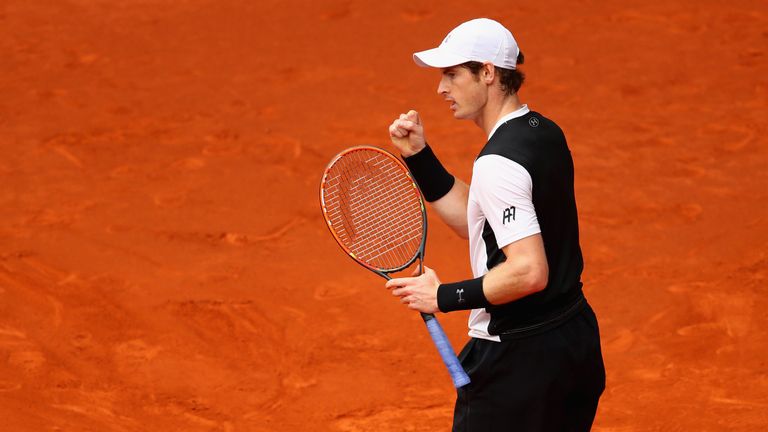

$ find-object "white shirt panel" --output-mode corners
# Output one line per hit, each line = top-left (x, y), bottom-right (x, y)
(471, 155), (541, 261)
(465, 156), (541, 341)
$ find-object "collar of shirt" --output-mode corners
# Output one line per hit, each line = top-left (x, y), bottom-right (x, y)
(488, 104), (530, 139)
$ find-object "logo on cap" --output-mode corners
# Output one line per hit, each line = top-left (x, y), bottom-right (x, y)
(529, 117), (540, 128)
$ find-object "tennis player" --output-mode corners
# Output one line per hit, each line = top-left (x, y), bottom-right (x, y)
(385, 18), (605, 431)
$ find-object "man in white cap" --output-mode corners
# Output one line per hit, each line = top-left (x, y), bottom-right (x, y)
(385, 18), (605, 431)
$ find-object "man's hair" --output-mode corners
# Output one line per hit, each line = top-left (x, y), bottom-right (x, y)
(461, 52), (525, 95)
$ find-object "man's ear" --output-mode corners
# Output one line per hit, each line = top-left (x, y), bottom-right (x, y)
(482, 62), (495, 84)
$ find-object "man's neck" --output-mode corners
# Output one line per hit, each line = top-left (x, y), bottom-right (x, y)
(475, 93), (523, 136)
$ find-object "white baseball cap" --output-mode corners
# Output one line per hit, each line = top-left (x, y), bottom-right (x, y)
(413, 18), (520, 70)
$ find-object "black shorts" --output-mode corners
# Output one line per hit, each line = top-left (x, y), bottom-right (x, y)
(452, 302), (605, 432)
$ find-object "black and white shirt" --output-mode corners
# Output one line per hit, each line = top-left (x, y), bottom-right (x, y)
(467, 105), (585, 341)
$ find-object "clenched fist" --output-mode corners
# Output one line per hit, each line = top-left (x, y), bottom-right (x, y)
(388, 110), (426, 157)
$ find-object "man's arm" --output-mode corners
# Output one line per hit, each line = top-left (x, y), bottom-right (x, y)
(389, 109), (469, 238)
(385, 233), (548, 313)
(428, 179), (469, 239)
(482, 234), (548, 304)
(386, 153), (548, 313)
(436, 155), (547, 312)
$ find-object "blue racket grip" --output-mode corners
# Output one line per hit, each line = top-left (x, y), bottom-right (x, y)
(423, 315), (471, 388)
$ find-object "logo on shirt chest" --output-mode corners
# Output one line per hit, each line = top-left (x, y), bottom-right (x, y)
(502, 206), (516, 224)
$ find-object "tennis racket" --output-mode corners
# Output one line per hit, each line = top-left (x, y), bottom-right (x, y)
(319, 145), (470, 388)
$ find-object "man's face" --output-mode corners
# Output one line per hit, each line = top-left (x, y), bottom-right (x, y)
(437, 66), (487, 120)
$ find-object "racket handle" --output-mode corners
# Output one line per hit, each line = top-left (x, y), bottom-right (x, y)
(421, 314), (471, 388)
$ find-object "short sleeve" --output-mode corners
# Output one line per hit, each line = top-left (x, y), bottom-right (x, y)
(471, 155), (541, 248)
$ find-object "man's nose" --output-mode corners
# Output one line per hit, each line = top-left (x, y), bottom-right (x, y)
(437, 77), (448, 95)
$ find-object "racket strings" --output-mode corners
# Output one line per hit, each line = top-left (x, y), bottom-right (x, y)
(330, 152), (420, 268)
(322, 149), (423, 271)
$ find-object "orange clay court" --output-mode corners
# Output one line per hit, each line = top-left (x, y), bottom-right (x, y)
(1, 1), (766, 431)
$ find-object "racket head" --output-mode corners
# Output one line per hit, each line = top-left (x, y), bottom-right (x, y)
(320, 146), (427, 274)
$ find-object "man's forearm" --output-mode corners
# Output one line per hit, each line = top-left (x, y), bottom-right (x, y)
(483, 254), (548, 305)
(402, 144), (469, 239)
(430, 180), (469, 239)
(437, 234), (549, 312)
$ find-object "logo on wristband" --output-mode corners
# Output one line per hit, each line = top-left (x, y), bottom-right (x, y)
(457, 289), (465, 303)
